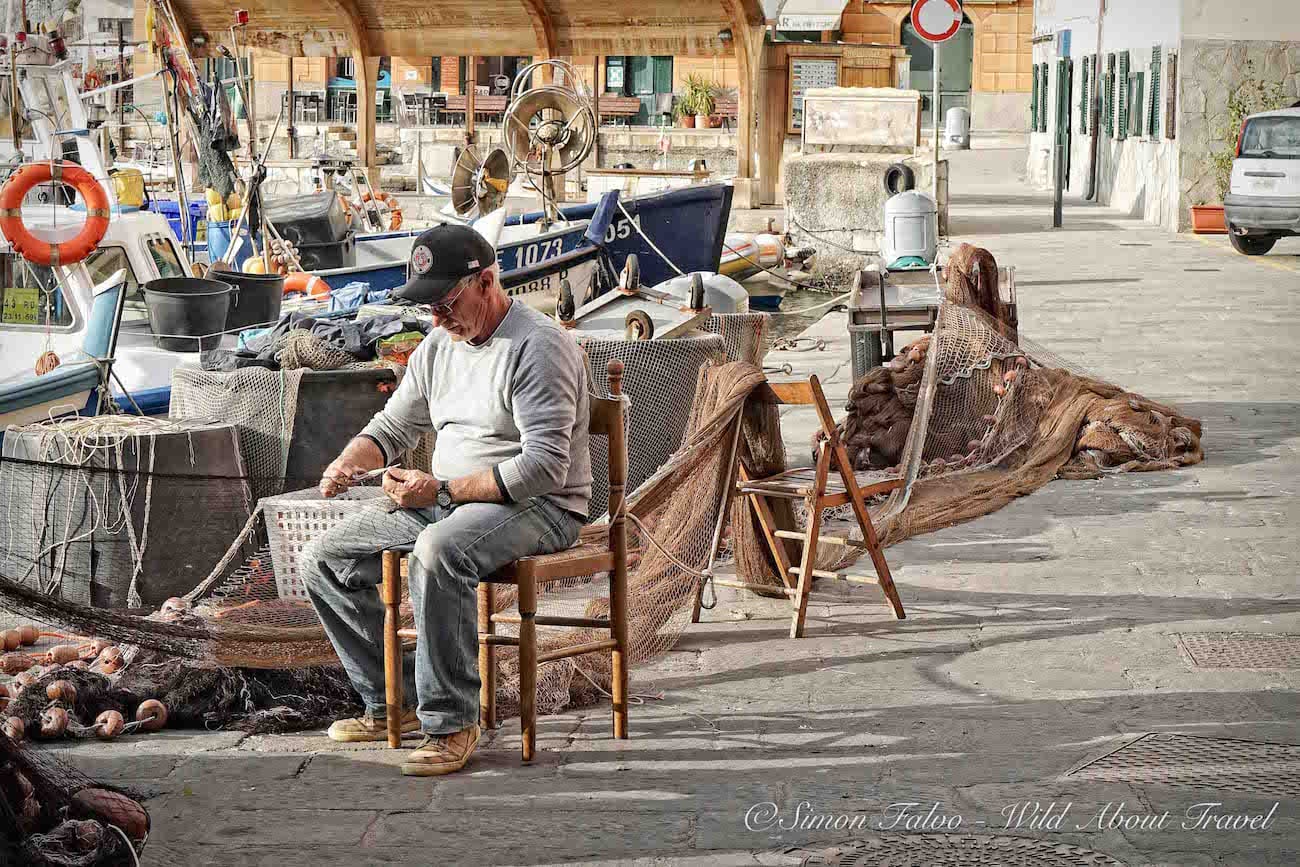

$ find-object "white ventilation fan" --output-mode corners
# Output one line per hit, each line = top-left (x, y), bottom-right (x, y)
(501, 59), (597, 227)
(450, 146), (512, 218)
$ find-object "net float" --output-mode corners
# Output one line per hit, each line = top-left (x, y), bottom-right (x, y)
(70, 788), (150, 844)
(1, 629), (20, 651)
(10, 667), (37, 686)
(968, 440), (983, 451)
(135, 699), (168, 732)
(94, 654), (123, 675)
(1015, 356), (1029, 368)
(17, 625), (39, 645)
(47, 679), (78, 704)
(3, 716), (25, 741)
(993, 384), (1006, 396)
(1003, 370), (1018, 384)
(95, 710), (125, 739)
(45, 644), (81, 665)
(950, 454), (964, 463)
(983, 415), (996, 424)
(40, 706), (70, 738)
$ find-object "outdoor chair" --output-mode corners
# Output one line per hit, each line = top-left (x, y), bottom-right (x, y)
(703, 375), (906, 637)
(380, 359), (631, 761)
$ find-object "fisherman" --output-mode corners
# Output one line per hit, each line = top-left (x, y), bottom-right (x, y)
(301, 224), (591, 776)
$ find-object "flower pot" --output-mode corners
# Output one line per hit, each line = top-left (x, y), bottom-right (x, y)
(695, 114), (710, 129)
(1191, 204), (1227, 234)
(708, 114), (723, 128)
(679, 115), (695, 129)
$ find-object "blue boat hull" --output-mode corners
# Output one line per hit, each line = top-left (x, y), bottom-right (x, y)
(508, 184), (734, 288)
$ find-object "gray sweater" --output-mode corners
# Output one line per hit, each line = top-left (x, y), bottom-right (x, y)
(361, 301), (592, 518)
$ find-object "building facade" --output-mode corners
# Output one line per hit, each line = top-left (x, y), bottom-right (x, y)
(1028, 0), (1300, 231)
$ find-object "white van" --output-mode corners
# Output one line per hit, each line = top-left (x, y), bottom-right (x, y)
(1223, 105), (1300, 255)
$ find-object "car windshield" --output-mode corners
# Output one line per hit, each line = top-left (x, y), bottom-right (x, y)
(1240, 116), (1300, 159)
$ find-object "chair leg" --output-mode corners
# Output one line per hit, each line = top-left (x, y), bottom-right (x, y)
(477, 582), (497, 730)
(611, 555), (630, 741)
(380, 551), (404, 749)
(791, 445), (833, 638)
(833, 442), (906, 621)
(517, 577), (538, 761)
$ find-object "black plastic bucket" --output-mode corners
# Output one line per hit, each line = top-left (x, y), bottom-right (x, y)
(142, 277), (234, 352)
(220, 271), (285, 332)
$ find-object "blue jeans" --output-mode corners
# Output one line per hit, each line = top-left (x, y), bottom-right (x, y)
(302, 497), (583, 735)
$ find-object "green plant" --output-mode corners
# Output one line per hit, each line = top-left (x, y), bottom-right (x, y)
(671, 95), (689, 119)
(1209, 62), (1288, 201)
(683, 74), (717, 116)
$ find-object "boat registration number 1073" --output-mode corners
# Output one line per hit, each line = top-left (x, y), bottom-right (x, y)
(517, 238), (566, 268)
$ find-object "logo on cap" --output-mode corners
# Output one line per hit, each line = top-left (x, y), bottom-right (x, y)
(411, 245), (433, 275)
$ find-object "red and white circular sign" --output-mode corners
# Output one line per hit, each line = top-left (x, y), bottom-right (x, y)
(911, 0), (963, 43)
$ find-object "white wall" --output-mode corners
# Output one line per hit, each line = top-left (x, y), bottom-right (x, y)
(1182, 0), (1300, 42)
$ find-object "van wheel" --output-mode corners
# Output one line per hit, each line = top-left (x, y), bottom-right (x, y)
(1229, 232), (1277, 256)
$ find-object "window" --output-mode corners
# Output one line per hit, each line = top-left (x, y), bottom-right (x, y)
(1239, 116), (1300, 158)
(0, 256), (69, 328)
(1148, 47), (1162, 138)
(1165, 51), (1178, 139)
(1090, 54), (1100, 132)
(83, 246), (145, 323)
(146, 236), (186, 280)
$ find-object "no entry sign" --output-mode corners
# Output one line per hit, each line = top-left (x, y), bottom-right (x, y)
(911, 0), (963, 43)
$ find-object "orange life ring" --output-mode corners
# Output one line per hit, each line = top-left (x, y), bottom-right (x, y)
(283, 271), (330, 298)
(0, 162), (111, 267)
(361, 191), (403, 230)
(83, 70), (104, 91)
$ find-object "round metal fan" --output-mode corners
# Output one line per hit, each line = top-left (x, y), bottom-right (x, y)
(502, 60), (597, 177)
(450, 146), (512, 217)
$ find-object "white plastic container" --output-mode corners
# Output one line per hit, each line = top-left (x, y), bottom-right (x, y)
(882, 191), (938, 268)
(945, 106), (971, 149)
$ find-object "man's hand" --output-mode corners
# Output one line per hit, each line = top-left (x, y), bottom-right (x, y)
(382, 467), (440, 509)
(319, 437), (386, 498)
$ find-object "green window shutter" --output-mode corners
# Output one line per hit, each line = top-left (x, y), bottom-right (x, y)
(1116, 51), (1129, 140)
(1149, 47), (1161, 138)
(1091, 54), (1100, 132)
(1079, 56), (1090, 134)
(1104, 54), (1115, 137)
(1131, 71), (1144, 138)
(1039, 64), (1049, 132)
(1031, 63), (1039, 131)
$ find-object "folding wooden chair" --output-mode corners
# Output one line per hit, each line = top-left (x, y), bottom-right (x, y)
(704, 375), (906, 638)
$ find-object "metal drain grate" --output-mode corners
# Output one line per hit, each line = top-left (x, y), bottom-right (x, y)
(797, 835), (1123, 866)
(1177, 633), (1300, 669)
(1066, 733), (1300, 798)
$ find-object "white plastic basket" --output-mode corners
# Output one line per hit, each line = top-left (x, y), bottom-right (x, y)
(262, 486), (388, 600)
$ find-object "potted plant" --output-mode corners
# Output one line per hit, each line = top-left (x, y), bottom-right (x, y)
(1195, 63), (1287, 234)
(684, 74), (716, 129)
(673, 96), (695, 128)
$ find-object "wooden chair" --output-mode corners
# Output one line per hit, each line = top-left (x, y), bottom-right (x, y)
(380, 359), (630, 761)
(703, 375), (906, 638)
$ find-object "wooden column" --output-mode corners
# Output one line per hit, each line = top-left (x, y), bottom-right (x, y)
(465, 56), (476, 145)
(758, 39), (784, 205)
(357, 54), (379, 185)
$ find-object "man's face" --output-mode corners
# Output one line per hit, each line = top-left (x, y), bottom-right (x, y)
(430, 269), (493, 342)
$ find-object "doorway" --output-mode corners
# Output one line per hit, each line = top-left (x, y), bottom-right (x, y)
(902, 14), (974, 128)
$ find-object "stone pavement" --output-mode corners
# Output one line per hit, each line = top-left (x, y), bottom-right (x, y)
(44, 149), (1300, 866)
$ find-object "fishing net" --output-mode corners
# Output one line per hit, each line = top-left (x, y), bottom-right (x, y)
(0, 267), (1203, 724)
(0, 727), (149, 866)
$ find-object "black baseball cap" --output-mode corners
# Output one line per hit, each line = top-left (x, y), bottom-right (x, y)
(392, 224), (496, 305)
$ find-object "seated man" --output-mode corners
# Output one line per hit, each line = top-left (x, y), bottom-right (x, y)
(302, 224), (591, 776)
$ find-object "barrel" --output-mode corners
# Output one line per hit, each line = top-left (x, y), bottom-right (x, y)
(220, 270), (284, 332)
(142, 277), (233, 352)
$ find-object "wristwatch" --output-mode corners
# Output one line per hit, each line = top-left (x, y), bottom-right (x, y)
(436, 480), (454, 511)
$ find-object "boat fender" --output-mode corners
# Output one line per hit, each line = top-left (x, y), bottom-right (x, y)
(0, 162), (111, 266)
(283, 271), (330, 298)
(883, 163), (916, 196)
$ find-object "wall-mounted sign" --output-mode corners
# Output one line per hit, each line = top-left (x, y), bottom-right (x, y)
(788, 56), (840, 133)
(779, 14), (841, 31)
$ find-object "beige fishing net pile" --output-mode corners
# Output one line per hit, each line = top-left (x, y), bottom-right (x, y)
(0, 283), (1202, 721)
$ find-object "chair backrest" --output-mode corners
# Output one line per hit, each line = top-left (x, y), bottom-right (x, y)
(588, 359), (627, 518)
(752, 375), (838, 443)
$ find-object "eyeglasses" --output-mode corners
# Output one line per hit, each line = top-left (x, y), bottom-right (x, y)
(429, 279), (472, 318)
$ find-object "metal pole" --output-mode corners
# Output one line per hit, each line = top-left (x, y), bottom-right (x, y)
(116, 20), (126, 156)
(932, 41), (941, 203)
(287, 56), (297, 159)
(465, 56), (477, 146)
(1053, 58), (1064, 228)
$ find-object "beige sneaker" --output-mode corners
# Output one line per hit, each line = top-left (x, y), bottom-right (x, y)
(400, 724), (481, 776)
(327, 709), (420, 743)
